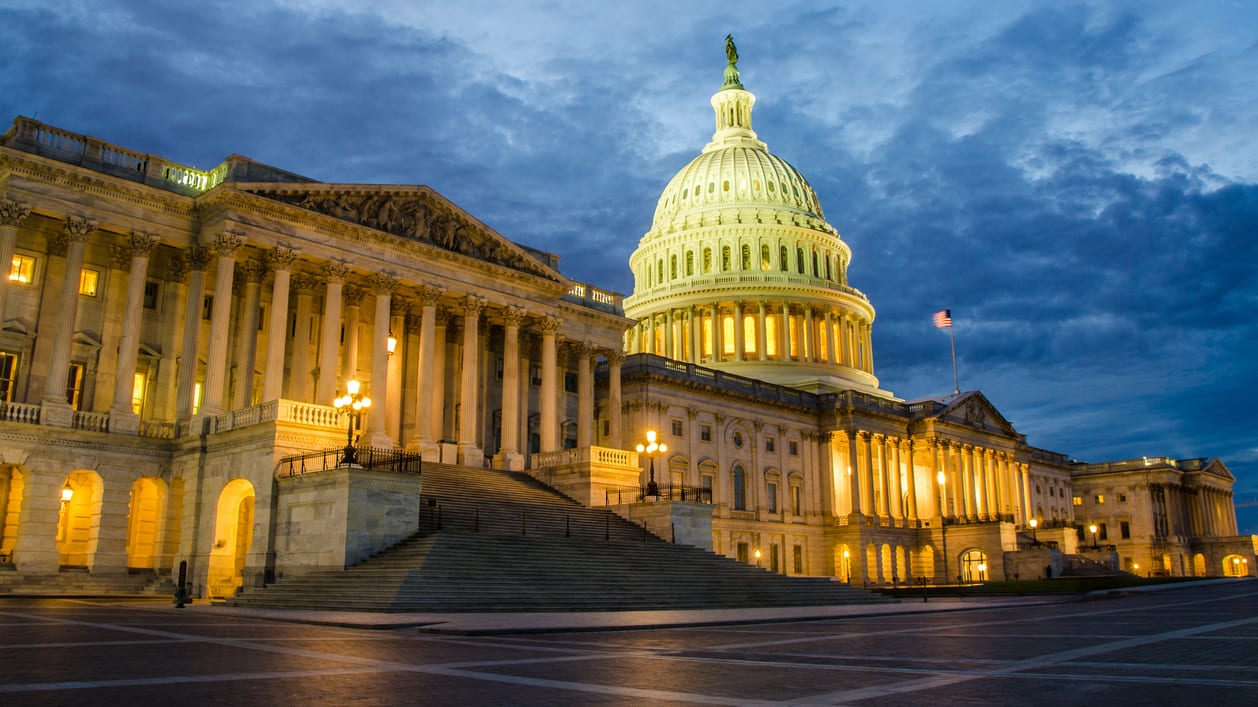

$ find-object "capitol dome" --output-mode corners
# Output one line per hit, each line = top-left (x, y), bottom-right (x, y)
(623, 38), (886, 396)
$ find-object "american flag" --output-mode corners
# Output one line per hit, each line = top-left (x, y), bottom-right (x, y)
(933, 309), (952, 329)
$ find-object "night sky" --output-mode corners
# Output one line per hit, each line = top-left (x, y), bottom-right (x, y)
(2, 1), (1255, 533)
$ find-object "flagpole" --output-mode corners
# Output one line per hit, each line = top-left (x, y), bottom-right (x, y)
(949, 322), (959, 394)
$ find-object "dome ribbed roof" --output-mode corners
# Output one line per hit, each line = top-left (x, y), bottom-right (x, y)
(651, 146), (824, 229)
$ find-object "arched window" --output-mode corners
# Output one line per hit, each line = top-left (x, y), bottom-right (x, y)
(657, 258), (664, 283)
(824, 253), (832, 280)
(780, 246), (789, 271)
(721, 246), (731, 272)
(702, 248), (712, 274)
(961, 549), (989, 583)
(761, 244), (771, 270)
(670, 254), (677, 280)
(812, 250), (819, 277)
(740, 244), (751, 270)
(733, 465), (747, 511)
(797, 248), (805, 274)
(686, 251), (694, 276)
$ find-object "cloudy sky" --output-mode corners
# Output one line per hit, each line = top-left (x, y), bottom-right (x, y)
(2, 0), (1255, 532)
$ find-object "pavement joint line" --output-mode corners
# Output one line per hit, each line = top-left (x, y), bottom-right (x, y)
(0, 667), (392, 694)
(794, 612), (1258, 704)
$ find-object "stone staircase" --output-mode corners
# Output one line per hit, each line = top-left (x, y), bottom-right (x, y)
(227, 463), (890, 612)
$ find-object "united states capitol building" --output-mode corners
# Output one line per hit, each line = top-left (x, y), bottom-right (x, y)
(0, 43), (1252, 599)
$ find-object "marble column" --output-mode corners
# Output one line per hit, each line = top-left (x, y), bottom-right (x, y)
(804, 307), (816, 363)
(0, 199), (31, 322)
(494, 305), (525, 470)
(733, 301), (745, 361)
(285, 272), (319, 403)
(711, 302), (723, 361)
(539, 315), (561, 453)
(825, 310), (837, 365)
(606, 350), (624, 450)
(689, 306), (700, 363)
(364, 273), (398, 449)
(576, 342), (595, 448)
(454, 293), (485, 464)
(756, 301), (768, 361)
(859, 432), (874, 515)
(386, 295), (410, 442)
(314, 261), (350, 404)
(108, 231), (160, 433)
(229, 258), (265, 412)
(409, 284), (443, 457)
(175, 247), (212, 420)
(664, 309), (674, 359)
(903, 439), (918, 520)
(200, 232), (246, 416)
(260, 246), (297, 402)
(889, 437), (903, 521)
(42, 217), (96, 427)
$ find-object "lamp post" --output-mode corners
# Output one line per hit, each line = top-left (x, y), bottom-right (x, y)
(1088, 523), (1099, 550)
(842, 549), (851, 583)
(1029, 517), (1039, 546)
(635, 429), (666, 498)
(937, 470), (949, 586)
(754, 548), (762, 568)
(333, 379), (371, 466)
(60, 482), (74, 507)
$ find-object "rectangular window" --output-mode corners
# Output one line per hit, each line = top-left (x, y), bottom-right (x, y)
(131, 372), (147, 415)
(203, 295), (214, 320)
(602, 420), (609, 437)
(701, 474), (713, 502)
(789, 440), (799, 456)
(770, 544), (780, 573)
(66, 363), (85, 409)
(78, 268), (100, 297)
(766, 483), (778, 514)
(1118, 494), (1128, 503)
(1072, 496), (1083, 506)
(530, 365), (541, 386)
(793, 545), (804, 574)
(142, 281), (160, 310)
(700, 425), (712, 442)
(736, 542), (749, 564)
(1120, 521), (1131, 539)
(0, 352), (17, 401)
(792, 486), (802, 515)
(563, 372), (577, 393)
(765, 436), (775, 452)
(10, 254), (35, 284)
(1095, 494), (1105, 504)
(671, 420), (683, 436)
(1099, 523), (1108, 541)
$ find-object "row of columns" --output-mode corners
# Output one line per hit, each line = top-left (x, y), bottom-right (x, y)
(630, 301), (872, 372)
(841, 431), (1027, 525)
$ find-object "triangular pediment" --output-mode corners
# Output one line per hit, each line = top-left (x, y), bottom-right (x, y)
(240, 184), (564, 282)
(934, 391), (1018, 437)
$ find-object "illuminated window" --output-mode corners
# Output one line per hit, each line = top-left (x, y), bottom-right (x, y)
(9, 254), (35, 284)
(1072, 495), (1083, 506)
(765, 315), (777, 357)
(702, 248), (712, 274)
(743, 315), (755, 355)
(685, 251), (694, 276)
(66, 363), (85, 409)
(1095, 494), (1105, 505)
(79, 268), (100, 297)
(723, 180), (730, 192)
(740, 244), (750, 270)
(792, 486), (802, 515)
(818, 322), (828, 361)
(193, 382), (203, 414)
(788, 316), (799, 359)
(701, 316), (712, 358)
(722, 315), (735, 355)
(131, 372), (147, 415)
(0, 352), (17, 401)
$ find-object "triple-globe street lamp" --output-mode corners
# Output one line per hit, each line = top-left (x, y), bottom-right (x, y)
(333, 379), (371, 466)
(636, 429), (666, 498)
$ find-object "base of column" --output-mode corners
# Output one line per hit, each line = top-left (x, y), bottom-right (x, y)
(108, 409), (140, 435)
(458, 444), (484, 468)
(39, 399), (74, 428)
(492, 450), (525, 472)
(363, 432), (398, 450)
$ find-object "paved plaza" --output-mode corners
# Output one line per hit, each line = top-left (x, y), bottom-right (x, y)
(1, 580), (1255, 705)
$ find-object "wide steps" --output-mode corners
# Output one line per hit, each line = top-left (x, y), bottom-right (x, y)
(229, 463), (890, 612)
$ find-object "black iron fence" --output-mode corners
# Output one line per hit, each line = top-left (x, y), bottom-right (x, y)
(278, 446), (422, 477)
(603, 484), (713, 505)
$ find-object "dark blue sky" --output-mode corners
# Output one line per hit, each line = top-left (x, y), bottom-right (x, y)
(2, 1), (1255, 532)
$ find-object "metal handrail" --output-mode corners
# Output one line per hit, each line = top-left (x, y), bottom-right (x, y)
(278, 446), (422, 476)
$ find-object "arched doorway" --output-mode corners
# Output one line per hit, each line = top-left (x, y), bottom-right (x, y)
(960, 548), (989, 583)
(1222, 555), (1249, 577)
(1192, 553), (1207, 577)
(58, 470), (103, 568)
(207, 479), (255, 599)
(126, 478), (166, 569)
(836, 543), (852, 583)
(0, 466), (23, 563)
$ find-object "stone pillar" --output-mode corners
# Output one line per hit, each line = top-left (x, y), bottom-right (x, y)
(643, 315), (654, 356)
(711, 302), (723, 361)
(930, 440), (943, 518)
(175, 247), (212, 420)
(575, 342), (595, 448)
(733, 301), (745, 361)
(314, 261), (349, 404)
(689, 306), (700, 363)
(108, 231), (160, 433)
(664, 309), (674, 359)
(0, 199), (32, 322)
(494, 305), (526, 470)
(889, 437), (904, 521)
(1020, 462), (1032, 523)
(386, 295), (409, 443)
(229, 258), (265, 411)
(756, 301), (768, 361)
(286, 272), (319, 403)
(409, 285), (443, 457)
(339, 284), (365, 383)
(859, 431), (874, 514)
(42, 217), (95, 428)
(364, 273), (398, 449)
(825, 310), (837, 365)
(260, 246), (297, 402)
(454, 293), (485, 464)
(776, 304), (789, 361)
(200, 232), (245, 416)
(804, 307), (816, 362)
(903, 439), (918, 521)
(607, 350), (624, 450)
(539, 315), (561, 453)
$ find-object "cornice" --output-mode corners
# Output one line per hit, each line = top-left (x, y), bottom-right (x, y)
(0, 149), (195, 220)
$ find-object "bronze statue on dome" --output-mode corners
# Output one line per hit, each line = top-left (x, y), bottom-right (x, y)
(725, 34), (739, 67)
(722, 34), (744, 89)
